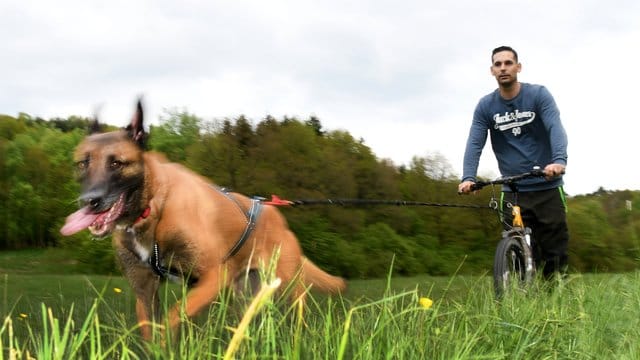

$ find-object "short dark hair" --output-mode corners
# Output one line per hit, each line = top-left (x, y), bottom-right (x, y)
(492, 46), (518, 63)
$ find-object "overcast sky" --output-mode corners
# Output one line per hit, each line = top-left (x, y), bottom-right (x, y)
(2, 0), (639, 196)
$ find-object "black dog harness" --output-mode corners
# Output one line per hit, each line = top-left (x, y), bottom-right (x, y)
(147, 186), (264, 282)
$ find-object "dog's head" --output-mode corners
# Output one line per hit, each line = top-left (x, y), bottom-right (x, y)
(60, 99), (148, 237)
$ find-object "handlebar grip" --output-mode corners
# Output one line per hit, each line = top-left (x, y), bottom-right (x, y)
(531, 168), (545, 177)
(470, 182), (486, 191)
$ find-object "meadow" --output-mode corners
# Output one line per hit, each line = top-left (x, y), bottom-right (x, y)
(1, 249), (639, 359)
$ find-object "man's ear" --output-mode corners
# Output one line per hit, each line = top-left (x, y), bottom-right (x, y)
(126, 97), (147, 149)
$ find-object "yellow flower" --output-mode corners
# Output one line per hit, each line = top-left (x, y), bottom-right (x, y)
(19, 313), (28, 319)
(113, 287), (123, 294)
(419, 297), (433, 309)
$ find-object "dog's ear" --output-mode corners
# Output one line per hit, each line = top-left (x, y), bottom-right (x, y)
(89, 104), (103, 134)
(126, 97), (147, 149)
(89, 119), (102, 134)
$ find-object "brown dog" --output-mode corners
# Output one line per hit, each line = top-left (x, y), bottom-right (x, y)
(60, 99), (346, 340)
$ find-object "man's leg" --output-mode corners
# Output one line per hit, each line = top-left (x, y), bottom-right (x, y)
(524, 188), (569, 278)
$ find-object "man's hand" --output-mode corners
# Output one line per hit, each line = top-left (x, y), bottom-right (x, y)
(543, 164), (566, 180)
(458, 180), (476, 194)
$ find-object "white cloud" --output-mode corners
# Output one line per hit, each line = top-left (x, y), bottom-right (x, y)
(2, 0), (639, 195)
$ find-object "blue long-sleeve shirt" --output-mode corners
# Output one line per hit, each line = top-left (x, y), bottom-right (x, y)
(462, 83), (568, 192)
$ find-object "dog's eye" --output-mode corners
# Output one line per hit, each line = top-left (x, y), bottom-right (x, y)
(110, 160), (124, 170)
(76, 160), (89, 171)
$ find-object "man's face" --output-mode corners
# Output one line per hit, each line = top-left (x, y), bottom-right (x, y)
(490, 50), (521, 86)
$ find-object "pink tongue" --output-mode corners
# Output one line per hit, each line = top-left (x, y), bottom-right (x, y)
(60, 207), (101, 236)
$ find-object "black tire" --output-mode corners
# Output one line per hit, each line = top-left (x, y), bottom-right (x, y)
(493, 236), (528, 299)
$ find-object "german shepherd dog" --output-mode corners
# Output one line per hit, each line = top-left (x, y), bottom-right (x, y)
(60, 99), (346, 340)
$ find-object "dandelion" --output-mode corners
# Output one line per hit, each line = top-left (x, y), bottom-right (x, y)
(113, 287), (123, 294)
(419, 297), (433, 309)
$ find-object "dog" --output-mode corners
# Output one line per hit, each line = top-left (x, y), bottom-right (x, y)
(60, 99), (346, 340)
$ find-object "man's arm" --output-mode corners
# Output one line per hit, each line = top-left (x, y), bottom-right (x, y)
(537, 86), (568, 167)
(461, 104), (489, 183)
(459, 103), (489, 193)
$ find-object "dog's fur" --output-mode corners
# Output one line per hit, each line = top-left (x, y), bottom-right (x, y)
(61, 99), (346, 340)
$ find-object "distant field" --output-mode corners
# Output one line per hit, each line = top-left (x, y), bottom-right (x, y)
(0, 247), (480, 307)
(2, 248), (640, 359)
(0, 248), (83, 275)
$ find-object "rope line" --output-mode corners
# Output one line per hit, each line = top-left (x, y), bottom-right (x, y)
(265, 197), (490, 209)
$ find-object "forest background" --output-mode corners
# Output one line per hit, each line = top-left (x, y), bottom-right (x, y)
(1, 110), (638, 278)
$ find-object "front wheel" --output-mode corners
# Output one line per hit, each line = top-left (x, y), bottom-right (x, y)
(493, 235), (533, 299)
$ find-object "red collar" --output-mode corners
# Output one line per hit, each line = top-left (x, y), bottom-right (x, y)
(135, 207), (151, 224)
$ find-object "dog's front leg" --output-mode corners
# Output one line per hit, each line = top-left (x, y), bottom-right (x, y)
(166, 269), (223, 334)
(115, 246), (160, 341)
(132, 270), (160, 341)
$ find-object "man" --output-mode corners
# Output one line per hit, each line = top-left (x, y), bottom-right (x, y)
(458, 46), (569, 278)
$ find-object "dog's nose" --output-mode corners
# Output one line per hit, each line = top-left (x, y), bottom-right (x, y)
(88, 198), (102, 211)
(80, 189), (105, 212)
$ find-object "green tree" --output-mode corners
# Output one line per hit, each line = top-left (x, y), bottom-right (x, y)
(149, 109), (201, 162)
(2, 109), (639, 277)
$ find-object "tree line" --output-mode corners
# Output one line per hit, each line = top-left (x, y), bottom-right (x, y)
(1, 110), (639, 277)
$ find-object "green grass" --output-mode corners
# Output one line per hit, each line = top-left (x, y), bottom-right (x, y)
(1, 249), (640, 359)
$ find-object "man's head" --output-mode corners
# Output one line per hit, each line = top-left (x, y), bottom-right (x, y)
(490, 46), (521, 87)
(492, 46), (518, 63)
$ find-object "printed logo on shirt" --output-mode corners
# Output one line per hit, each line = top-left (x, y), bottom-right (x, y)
(493, 110), (535, 136)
